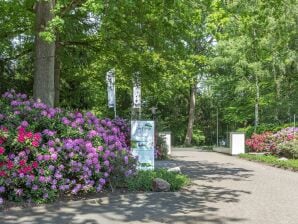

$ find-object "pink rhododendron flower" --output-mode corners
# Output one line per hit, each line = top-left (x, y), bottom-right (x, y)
(0, 147), (5, 155)
(32, 141), (39, 147)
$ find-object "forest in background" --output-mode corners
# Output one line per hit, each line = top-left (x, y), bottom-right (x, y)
(0, 0), (297, 145)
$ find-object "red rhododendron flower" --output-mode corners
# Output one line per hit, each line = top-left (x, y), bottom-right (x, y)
(25, 132), (33, 139)
(25, 165), (32, 173)
(0, 146), (5, 155)
(18, 126), (26, 134)
(0, 171), (7, 177)
(33, 133), (41, 142)
(31, 141), (39, 147)
(6, 160), (14, 169)
(18, 166), (32, 174)
(32, 161), (38, 168)
(19, 159), (26, 167)
(17, 168), (24, 174)
(17, 135), (25, 143)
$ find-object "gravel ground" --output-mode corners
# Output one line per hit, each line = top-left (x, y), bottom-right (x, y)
(1, 149), (298, 224)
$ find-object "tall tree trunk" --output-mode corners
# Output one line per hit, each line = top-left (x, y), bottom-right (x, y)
(273, 62), (281, 122)
(252, 28), (260, 133)
(54, 39), (60, 107)
(33, 0), (55, 107)
(254, 74), (260, 133)
(184, 83), (196, 145)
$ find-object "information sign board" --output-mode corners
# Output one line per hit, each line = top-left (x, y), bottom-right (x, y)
(131, 120), (155, 170)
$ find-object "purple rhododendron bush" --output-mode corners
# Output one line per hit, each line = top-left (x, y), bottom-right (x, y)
(0, 90), (136, 205)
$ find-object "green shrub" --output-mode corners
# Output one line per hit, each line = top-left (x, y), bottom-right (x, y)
(126, 169), (190, 191)
(192, 129), (205, 146)
(239, 154), (298, 171)
(171, 128), (186, 146)
(277, 141), (298, 159)
(238, 123), (294, 138)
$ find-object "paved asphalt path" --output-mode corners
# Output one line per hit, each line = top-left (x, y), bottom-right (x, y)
(1, 149), (298, 224)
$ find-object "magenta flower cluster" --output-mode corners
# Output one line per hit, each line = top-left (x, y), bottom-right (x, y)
(246, 127), (298, 152)
(0, 90), (136, 204)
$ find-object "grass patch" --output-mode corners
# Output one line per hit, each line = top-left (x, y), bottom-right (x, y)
(239, 153), (298, 171)
(125, 169), (190, 191)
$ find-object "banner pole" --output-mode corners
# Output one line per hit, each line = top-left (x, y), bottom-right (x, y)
(114, 101), (117, 118)
(114, 77), (116, 118)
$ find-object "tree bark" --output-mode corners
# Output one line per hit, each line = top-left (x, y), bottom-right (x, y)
(54, 39), (60, 107)
(252, 28), (260, 133)
(33, 0), (55, 107)
(254, 74), (260, 133)
(273, 63), (281, 122)
(184, 83), (196, 145)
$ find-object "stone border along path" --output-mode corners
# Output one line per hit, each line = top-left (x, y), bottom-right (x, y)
(1, 149), (298, 224)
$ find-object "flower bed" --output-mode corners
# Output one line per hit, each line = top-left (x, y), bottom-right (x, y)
(245, 132), (275, 152)
(245, 127), (298, 155)
(0, 90), (136, 204)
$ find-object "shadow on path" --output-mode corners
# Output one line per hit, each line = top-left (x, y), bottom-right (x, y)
(156, 154), (254, 182)
(2, 184), (250, 224)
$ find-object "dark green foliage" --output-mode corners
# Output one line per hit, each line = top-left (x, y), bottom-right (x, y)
(192, 129), (206, 146)
(238, 123), (295, 138)
(0, 0), (297, 146)
(126, 169), (190, 192)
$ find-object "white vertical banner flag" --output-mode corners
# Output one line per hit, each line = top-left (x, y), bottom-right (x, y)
(133, 73), (141, 108)
(106, 69), (115, 108)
